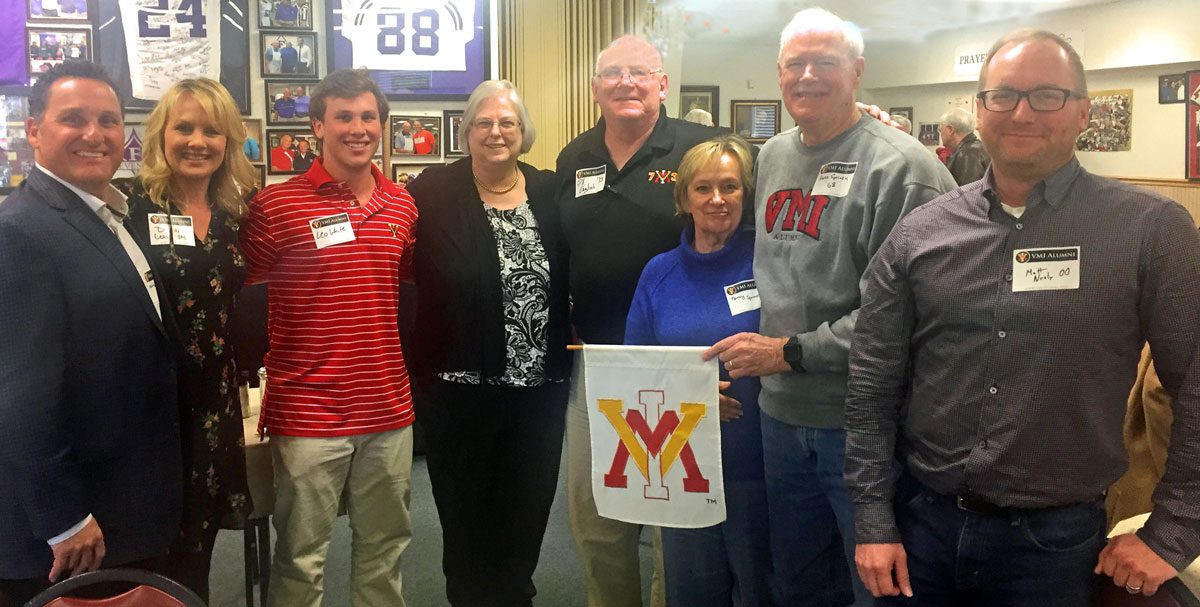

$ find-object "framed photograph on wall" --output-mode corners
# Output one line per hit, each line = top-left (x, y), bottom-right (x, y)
(259, 0), (314, 31)
(242, 118), (265, 163)
(443, 109), (464, 157)
(389, 113), (442, 163)
(95, 0), (251, 113)
(326, 0), (491, 100)
(1077, 89), (1132, 152)
(917, 122), (940, 146)
(27, 0), (89, 22)
(1186, 71), (1200, 181)
(0, 93), (34, 194)
(730, 100), (781, 144)
(265, 129), (320, 175)
(680, 85), (719, 125)
(1160, 74), (1186, 104)
(260, 32), (319, 80)
(265, 81), (314, 125)
(392, 163), (432, 185)
(27, 27), (91, 84)
(253, 163), (266, 189)
(115, 122), (145, 179)
(888, 106), (913, 121)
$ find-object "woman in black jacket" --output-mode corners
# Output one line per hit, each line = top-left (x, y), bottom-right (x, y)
(405, 80), (571, 607)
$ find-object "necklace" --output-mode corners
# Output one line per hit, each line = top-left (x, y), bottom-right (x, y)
(473, 169), (520, 194)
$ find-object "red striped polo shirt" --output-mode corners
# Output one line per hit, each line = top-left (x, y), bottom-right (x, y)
(242, 159), (417, 437)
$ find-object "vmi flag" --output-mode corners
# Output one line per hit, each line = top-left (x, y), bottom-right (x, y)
(584, 345), (725, 528)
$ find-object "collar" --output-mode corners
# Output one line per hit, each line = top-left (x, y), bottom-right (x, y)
(959, 132), (979, 147)
(680, 223), (752, 264)
(796, 114), (868, 150)
(584, 111), (675, 163)
(982, 156), (1080, 210)
(305, 156), (402, 198)
(35, 162), (128, 215)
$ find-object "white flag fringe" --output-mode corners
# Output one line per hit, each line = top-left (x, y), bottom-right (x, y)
(584, 345), (726, 528)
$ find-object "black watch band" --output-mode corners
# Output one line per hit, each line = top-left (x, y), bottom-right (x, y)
(783, 336), (805, 372)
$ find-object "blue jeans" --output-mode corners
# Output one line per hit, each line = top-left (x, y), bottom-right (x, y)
(761, 414), (862, 607)
(878, 475), (1105, 607)
(661, 479), (773, 607)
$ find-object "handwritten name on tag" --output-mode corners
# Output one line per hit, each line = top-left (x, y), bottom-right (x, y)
(147, 213), (195, 247)
(811, 161), (857, 198)
(1012, 246), (1080, 292)
(575, 166), (606, 198)
(310, 213), (356, 249)
(724, 279), (761, 316)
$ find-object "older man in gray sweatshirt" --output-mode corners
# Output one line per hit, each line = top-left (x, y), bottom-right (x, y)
(705, 8), (954, 606)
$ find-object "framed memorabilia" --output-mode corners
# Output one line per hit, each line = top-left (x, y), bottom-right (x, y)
(392, 163), (431, 186)
(917, 122), (940, 146)
(115, 121), (146, 179)
(242, 118), (265, 163)
(1160, 74), (1186, 105)
(1076, 89), (1131, 152)
(265, 129), (319, 175)
(260, 32), (319, 80)
(95, 0), (250, 113)
(326, 0), (490, 100)
(888, 106), (913, 121)
(259, 0), (314, 31)
(265, 81), (314, 125)
(443, 109), (464, 157)
(28, 27), (92, 84)
(680, 85), (719, 125)
(28, 0), (89, 21)
(253, 163), (266, 189)
(1186, 71), (1200, 181)
(389, 113), (442, 163)
(730, 100), (781, 144)
(0, 93), (35, 194)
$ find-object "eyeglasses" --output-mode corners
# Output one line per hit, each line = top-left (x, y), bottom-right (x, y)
(595, 67), (664, 84)
(472, 119), (521, 133)
(976, 87), (1080, 112)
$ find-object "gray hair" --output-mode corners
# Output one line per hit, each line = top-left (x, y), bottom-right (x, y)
(978, 29), (1087, 96)
(682, 108), (713, 126)
(460, 80), (536, 155)
(893, 115), (912, 134)
(778, 8), (864, 62)
(939, 108), (975, 134)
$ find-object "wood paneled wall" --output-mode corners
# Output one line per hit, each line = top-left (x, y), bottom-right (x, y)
(1116, 178), (1200, 226)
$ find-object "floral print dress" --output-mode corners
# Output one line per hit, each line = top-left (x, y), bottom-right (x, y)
(124, 183), (252, 549)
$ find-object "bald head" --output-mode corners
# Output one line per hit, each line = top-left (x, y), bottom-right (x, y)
(595, 35), (662, 74)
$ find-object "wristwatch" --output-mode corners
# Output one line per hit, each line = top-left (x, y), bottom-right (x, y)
(783, 336), (805, 372)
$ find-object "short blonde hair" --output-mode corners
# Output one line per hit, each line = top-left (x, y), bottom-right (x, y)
(139, 78), (257, 217)
(673, 135), (754, 216)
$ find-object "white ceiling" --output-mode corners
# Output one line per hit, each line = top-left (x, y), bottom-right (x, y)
(654, 0), (1125, 44)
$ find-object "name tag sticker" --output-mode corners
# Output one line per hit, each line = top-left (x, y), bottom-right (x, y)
(147, 213), (196, 247)
(1012, 246), (1080, 292)
(575, 165), (606, 198)
(310, 213), (355, 249)
(811, 161), (857, 198)
(724, 279), (761, 315)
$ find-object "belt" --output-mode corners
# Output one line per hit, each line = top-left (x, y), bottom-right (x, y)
(954, 493), (1015, 517)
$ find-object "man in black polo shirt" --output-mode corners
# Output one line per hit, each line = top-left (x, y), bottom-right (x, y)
(555, 34), (714, 607)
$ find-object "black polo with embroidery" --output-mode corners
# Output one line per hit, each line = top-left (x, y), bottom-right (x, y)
(556, 112), (716, 345)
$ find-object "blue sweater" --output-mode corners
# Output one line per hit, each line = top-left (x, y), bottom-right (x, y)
(625, 226), (764, 481)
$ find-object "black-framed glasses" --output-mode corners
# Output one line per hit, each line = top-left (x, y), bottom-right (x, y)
(976, 87), (1080, 112)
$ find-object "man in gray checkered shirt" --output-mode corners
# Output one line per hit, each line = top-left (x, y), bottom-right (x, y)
(845, 29), (1200, 606)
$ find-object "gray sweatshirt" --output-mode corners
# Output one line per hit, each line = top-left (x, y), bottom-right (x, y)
(754, 115), (956, 428)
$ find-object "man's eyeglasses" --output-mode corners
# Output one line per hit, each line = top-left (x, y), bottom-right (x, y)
(472, 119), (521, 133)
(976, 87), (1081, 112)
(595, 67), (663, 84)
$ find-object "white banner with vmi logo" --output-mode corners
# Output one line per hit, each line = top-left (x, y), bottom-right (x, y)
(584, 345), (725, 528)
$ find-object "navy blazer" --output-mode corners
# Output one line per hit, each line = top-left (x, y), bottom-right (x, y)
(0, 169), (182, 579)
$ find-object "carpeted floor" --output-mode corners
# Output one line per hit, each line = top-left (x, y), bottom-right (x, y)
(207, 451), (657, 606)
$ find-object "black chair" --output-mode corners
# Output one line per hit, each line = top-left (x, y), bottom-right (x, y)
(23, 568), (205, 607)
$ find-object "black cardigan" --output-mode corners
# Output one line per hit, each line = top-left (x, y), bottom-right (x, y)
(405, 157), (573, 381)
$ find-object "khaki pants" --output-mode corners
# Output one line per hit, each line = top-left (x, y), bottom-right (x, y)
(567, 356), (666, 607)
(268, 426), (413, 607)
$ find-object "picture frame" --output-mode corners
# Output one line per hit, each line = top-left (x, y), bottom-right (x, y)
(680, 85), (719, 125)
(265, 129), (320, 175)
(254, 164), (266, 189)
(95, 0), (251, 113)
(443, 109), (465, 157)
(27, 0), (89, 22)
(242, 118), (265, 163)
(1077, 89), (1132, 152)
(730, 100), (781, 144)
(917, 122), (940, 146)
(258, 0), (315, 31)
(265, 81), (314, 125)
(392, 163), (432, 186)
(0, 93), (34, 194)
(1186, 71), (1200, 181)
(115, 121), (146, 179)
(260, 32), (319, 80)
(326, 0), (491, 100)
(27, 27), (91, 85)
(888, 106), (913, 121)
(389, 113), (442, 163)
(1159, 74), (1186, 105)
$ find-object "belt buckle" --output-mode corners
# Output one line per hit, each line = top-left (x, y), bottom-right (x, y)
(956, 493), (1003, 516)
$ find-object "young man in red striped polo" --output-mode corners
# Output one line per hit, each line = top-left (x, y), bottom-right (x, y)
(241, 69), (418, 607)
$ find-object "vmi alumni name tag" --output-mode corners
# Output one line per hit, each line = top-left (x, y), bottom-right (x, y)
(724, 279), (760, 315)
(147, 213), (196, 246)
(310, 213), (355, 249)
(811, 161), (857, 198)
(1012, 246), (1080, 292)
(576, 166), (606, 198)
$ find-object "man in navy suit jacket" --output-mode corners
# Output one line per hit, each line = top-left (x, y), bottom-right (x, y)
(0, 61), (182, 607)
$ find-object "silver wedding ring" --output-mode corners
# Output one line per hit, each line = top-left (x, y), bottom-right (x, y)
(1126, 583), (1143, 594)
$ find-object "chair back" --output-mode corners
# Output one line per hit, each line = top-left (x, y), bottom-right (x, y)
(24, 569), (205, 607)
